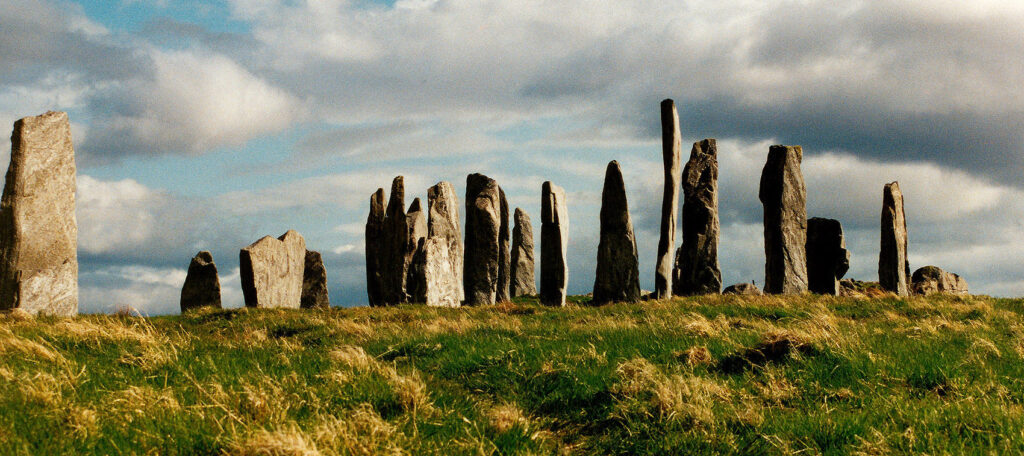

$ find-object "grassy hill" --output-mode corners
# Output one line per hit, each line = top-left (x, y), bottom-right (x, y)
(2, 294), (1024, 455)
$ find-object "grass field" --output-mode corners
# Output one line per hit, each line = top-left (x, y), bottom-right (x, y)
(2, 293), (1024, 455)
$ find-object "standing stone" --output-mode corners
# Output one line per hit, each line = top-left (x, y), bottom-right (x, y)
(759, 145), (808, 294)
(180, 251), (221, 312)
(541, 181), (569, 307)
(911, 266), (968, 295)
(674, 138), (721, 296)
(655, 99), (682, 300)
(0, 111), (78, 316)
(806, 218), (851, 295)
(405, 198), (428, 303)
(510, 208), (537, 297)
(366, 188), (386, 306)
(381, 177), (409, 305)
(427, 181), (463, 301)
(496, 188), (511, 302)
(423, 238), (461, 307)
(879, 182), (910, 296)
(301, 250), (330, 309)
(593, 161), (640, 304)
(464, 173), (501, 305)
(240, 230), (306, 308)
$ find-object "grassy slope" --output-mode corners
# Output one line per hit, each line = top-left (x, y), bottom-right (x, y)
(2, 294), (1024, 455)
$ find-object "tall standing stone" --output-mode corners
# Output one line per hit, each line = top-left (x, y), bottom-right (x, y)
(674, 138), (721, 296)
(405, 198), (428, 303)
(381, 177), (409, 305)
(541, 181), (569, 306)
(759, 145), (808, 294)
(427, 181), (463, 301)
(240, 230), (306, 308)
(464, 173), (501, 305)
(180, 251), (221, 312)
(496, 188), (511, 302)
(655, 99), (681, 299)
(422, 237), (461, 307)
(510, 208), (537, 297)
(0, 111), (78, 316)
(593, 161), (640, 304)
(365, 188), (386, 306)
(806, 218), (850, 295)
(879, 182), (910, 296)
(301, 250), (330, 309)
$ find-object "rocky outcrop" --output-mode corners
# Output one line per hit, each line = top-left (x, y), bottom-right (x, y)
(405, 198), (428, 303)
(464, 173), (501, 305)
(655, 99), (682, 299)
(541, 181), (569, 306)
(240, 230), (306, 308)
(180, 251), (221, 312)
(301, 250), (330, 309)
(759, 145), (808, 294)
(723, 283), (762, 296)
(427, 181), (463, 301)
(510, 208), (537, 297)
(806, 217), (850, 295)
(674, 138), (721, 296)
(911, 266), (968, 295)
(593, 161), (640, 304)
(366, 188), (386, 306)
(497, 188), (511, 302)
(423, 238), (461, 307)
(381, 177), (409, 305)
(879, 182), (910, 296)
(0, 111), (78, 316)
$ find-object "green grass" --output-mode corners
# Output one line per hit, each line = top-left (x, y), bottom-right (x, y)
(2, 293), (1024, 455)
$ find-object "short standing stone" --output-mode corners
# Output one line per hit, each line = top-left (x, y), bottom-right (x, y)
(365, 188), (386, 306)
(911, 266), (968, 295)
(301, 250), (330, 309)
(464, 173), (501, 305)
(0, 111), (78, 316)
(879, 182), (910, 296)
(405, 198), (428, 303)
(496, 188), (511, 302)
(240, 230), (306, 308)
(674, 138), (722, 295)
(427, 181), (463, 301)
(381, 177), (409, 305)
(655, 99), (682, 299)
(759, 145), (808, 294)
(541, 181), (569, 306)
(180, 251), (221, 312)
(510, 208), (537, 297)
(723, 283), (762, 296)
(423, 238), (461, 307)
(593, 161), (640, 304)
(806, 217), (851, 295)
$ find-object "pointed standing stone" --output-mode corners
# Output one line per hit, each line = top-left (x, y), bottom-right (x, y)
(427, 181), (463, 301)
(180, 251), (221, 312)
(405, 198), (428, 303)
(806, 218), (850, 295)
(497, 188), (511, 302)
(674, 138), (721, 295)
(541, 181), (569, 306)
(879, 182), (910, 296)
(366, 188), (386, 306)
(381, 177), (409, 305)
(655, 99), (681, 299)
(240, 230), (306, 308)
(759, 145), (808, 294)
(510, 208), (537, 297)
(464, 173), (501, 305)
(0, 111), (78, 316)
(301, 250), (330, 309)
(593, 161), (640, 304)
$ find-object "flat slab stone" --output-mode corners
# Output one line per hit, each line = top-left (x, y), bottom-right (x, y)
(675, 138), (721, 295)
(510, 208), (537, 297)
(879, 182), (910, 296)
(759, 145), (808, 294)
(541, 181), (569, 306)
(180, 251), (222, 312)
(301, 250), (330, 309)
(464, 173), (501, 305)
(365, 188), (386, 306)
(655, 99), (681, 299)
(723, 283), (762, 295)
(427, 181), (463, 301)
(593, 161), (640, 304)
(240, 230), (306, 308)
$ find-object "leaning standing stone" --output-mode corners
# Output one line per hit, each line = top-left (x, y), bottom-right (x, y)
(464, 173), (501, 305)
(674, 138), (721, 295)
(510, 208), (537, 297)
(593, 161), (640, 304)
(405, 198), (428, 303)
(381, 177), (409, 305)
(240, 230), (306, 308)
(366, 188), (386, 306)
(497, 188), (511, 302)
(879, 182), (910, 296)
(806, 218), (850, 295)
(180, 251), (221, 312)
(0, 111), (78, 316)
(541, 181), (569, 306)
(301, 250), (330, 309)
(427, 181), (463, 301)
(759, 145), (808, 294)
(655, 99), (682, 299)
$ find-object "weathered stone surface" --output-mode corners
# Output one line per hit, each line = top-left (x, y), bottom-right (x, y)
(427, 181), (463, 301)
(911, 266), (968, 295)
(240, 230), (306, 308)
(879, 182), (910, 296)
(723, 283), (762, 295)
(759, 145), (808, 294)
(497, 188), (511, 302)
(541, 181), (569, 306)
(405, 198), (428, 303)
(806, 217), (851, 295)
(593, 161), (640, 304)
(423, 238), (461, 307)
(180, 251), (221, 312)
(655, 99), (682, 300)
(381, 177), (409, 305)
(0, 111), (78, 316)
(365, 188), (386, 306)
(510, 208), (537, 297)
(674, 138), (721, 296)
(301, 250), (330, 309)
(464, 173), (501, 305)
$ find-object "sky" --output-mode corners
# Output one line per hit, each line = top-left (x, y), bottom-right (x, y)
(2, 0), (1023, 315)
